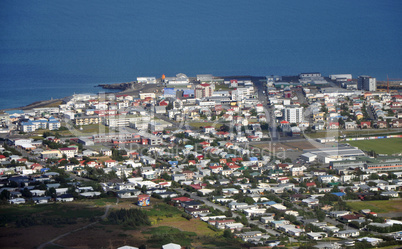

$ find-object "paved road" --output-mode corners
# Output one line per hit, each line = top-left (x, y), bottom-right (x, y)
(253, 79), (279, 141)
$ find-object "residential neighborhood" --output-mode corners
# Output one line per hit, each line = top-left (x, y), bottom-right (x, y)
(1, 73), (402, 249)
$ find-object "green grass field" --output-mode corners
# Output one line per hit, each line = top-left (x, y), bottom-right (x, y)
(305, 129), (402, 139)
(346, 200), (402, 213)
(145, 203), (183, 217)
(343, 138), (402, 155)
(215, 84), (232, 91)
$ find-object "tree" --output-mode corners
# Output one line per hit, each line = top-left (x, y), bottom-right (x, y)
(223, 229), (233, 239)
(47, 187), (57, 199)
(0, 189), (10, 200)
(224, 209), (233, 217)
(315, 208), (326, 222)
(338, 118), (345, 128)
(21, 188), (32, 198)
(320, 105), (328, 114)
(69, 157), (80, 164)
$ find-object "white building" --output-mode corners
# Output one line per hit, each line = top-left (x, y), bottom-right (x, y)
(358, 75), (376, 91)
(165, 73), (189, 85)
(329, 74), (352, 81)
(284, 106), (303, 123)
(137, 77), (156, 84)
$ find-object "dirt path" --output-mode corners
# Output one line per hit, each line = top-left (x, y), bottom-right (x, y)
(37, 204), (112, 249)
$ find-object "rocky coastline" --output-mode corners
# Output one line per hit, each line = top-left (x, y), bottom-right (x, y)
(97, 82), (133, 90)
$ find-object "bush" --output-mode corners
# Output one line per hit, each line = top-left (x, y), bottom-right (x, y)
(107, 208), (150, 228)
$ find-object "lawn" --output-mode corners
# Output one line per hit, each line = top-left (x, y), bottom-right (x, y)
(343, 138), (402, 155)
(346, 200), (402, 213)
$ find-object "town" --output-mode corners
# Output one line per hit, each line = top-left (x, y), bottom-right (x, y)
(0, 72), (402, 249)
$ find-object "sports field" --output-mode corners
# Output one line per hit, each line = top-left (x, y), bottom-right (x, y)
(346, 200), (402, 213)
(344, 138), (402, 155)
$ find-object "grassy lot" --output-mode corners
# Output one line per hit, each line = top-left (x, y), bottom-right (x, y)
(215, 84), (232, 91)
(152, 215), (218, 236)
(0, 199), (243, 248)
(343, 138), (402, 155)
(305, 130), (402, 139)
(72, 124), (110, 135)
(32, 124), (111, 137)
(143, 225), (241, 249)
(145, 203), (183, 217)
(143, 226), (196, 247)
(346, 200), (402, 213)
(0, 203), (104, 227)
(188, 121), (224, 129)
(91, 197), (118, 207)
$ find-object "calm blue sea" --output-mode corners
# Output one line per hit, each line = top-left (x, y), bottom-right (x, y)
(1, 0), (401, 109)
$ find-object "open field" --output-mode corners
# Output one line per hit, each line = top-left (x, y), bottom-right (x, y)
(346, 199), (402, 213)
(343, 138), (402, 155)
(0, 202), (104, 226)
(305, 130), (402, 139)
(152, 216), (218, 237)
(188, 121), (224, 129)
(282, 141), (317, 150)
(253, 140), (316, 152)
(214, 84), (232, 91)
(29, 123), (111, 137)
(0, 198), (240, 249)
(0, 202), (105, 248)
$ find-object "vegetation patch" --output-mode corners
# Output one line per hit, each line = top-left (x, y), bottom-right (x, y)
(188, 122), (223, 129)
(153, 216), (219, 236)
(145, 203), (182, 217)
(346, 200), (402, 213)
(92, 197), (118, 206)
(0, 203), (104, 228)
(343, 138), (402, 155)
(143, 226), (196, 247)
(106, 208), (151, 228)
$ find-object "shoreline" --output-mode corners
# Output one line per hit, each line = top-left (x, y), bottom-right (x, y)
(3, 75), (398, 113)
(0, 78), (156, 112)
(0, 86), (128, 112)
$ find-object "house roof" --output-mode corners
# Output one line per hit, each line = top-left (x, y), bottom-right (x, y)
(172, 197), (193, 202)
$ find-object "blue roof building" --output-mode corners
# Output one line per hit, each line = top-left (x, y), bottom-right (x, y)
(164, 88), (176, 98)
(332, 192), (346, 197)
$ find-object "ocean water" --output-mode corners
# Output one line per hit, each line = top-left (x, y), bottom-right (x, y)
(1, 0), (401, 109)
